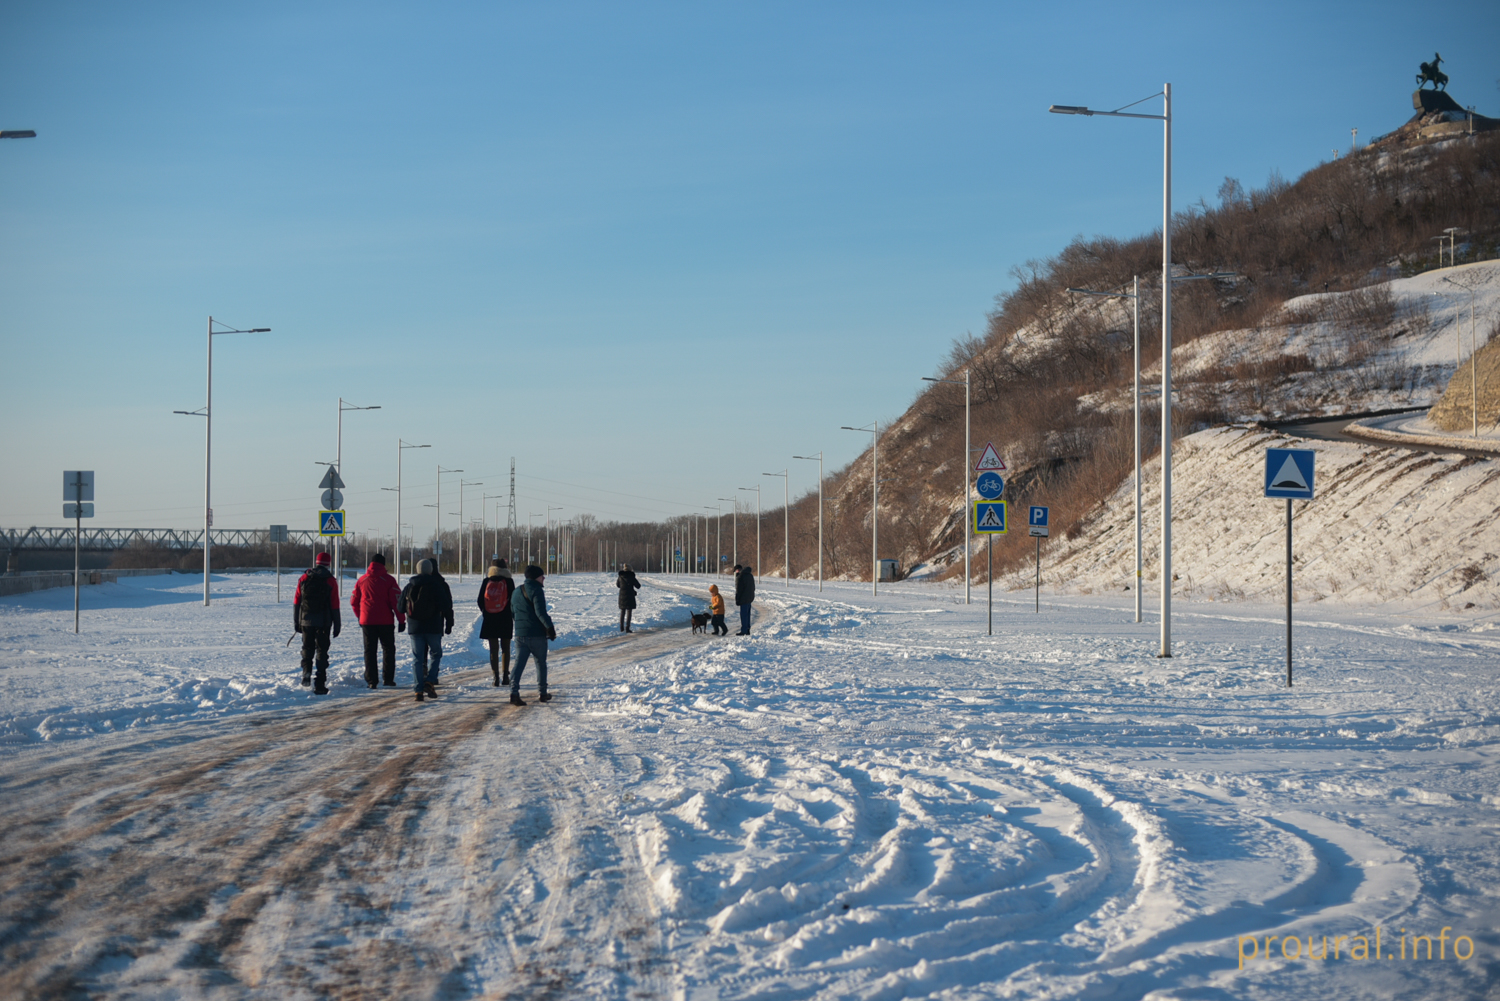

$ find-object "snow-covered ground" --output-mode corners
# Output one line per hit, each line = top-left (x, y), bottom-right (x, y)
(1, 570), (1496, 998)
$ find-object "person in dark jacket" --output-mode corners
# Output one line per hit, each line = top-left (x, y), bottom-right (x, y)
(294, 551), (342, 694)
(616, 564), (641, 632)
(351, 553), (406, 688)
(478, 559), (516, 687)
(733, 564), (756, 635)
(399, 558), (454, 702)
(510, 564), (556, 706)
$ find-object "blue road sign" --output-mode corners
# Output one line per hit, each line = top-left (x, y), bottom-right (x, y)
(1028, 506), (1049, 537)
(973, 500), (1007, 534)
(975, 471), (1005, 499)
(1265, 448), (1315, 499)
(318, 510), (346, 536)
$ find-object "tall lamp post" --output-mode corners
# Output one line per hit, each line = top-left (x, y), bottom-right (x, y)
(763, 471), (789, 587)
(174, 317), (270, 606)
(457, 479), (482, 580)
(705, 505), (722, 576)
(547, 505), (564, 574)
(1051, 84), (1175, 656)
(1440, 276), (1481, 437)
(792, 452), (823, 591)
(335, 399), (380, 581)
(840, 422), (879, 596)
(719, 497), (738, 567)
(738, 485), (761, 574)
(922, 369), (970, 603)
(394, 440), (430, 579)
(436, 465), (463, 573)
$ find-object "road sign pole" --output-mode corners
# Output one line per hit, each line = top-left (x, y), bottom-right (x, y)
(277, 542), (281, 603)
(74, 505), (80, 634)
(1286, 498), (1293, 687)
(987, 535), (993, 636)
(1035, 536), (1040, 613)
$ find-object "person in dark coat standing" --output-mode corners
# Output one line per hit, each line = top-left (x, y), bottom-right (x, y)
(350, 553), (406, 688)
(733, 564), (756, 635)
(478, 559), (516, 687)
(294, 551), (342, 694)
(510, 565), (556, 706)
(616, 564), (641, 632)
(399, 557), (454, 702)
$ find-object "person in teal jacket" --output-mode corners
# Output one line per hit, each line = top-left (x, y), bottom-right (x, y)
(510, 564), (556, 706)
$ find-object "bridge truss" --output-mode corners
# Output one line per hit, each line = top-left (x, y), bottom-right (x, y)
(3, 527), (322, 552)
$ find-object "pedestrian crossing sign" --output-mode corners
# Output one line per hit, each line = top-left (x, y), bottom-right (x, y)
(974, 500), (1007, 534)
(318, 510), (346, 536)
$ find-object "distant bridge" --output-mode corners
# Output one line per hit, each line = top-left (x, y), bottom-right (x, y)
(3, 527), (323, 552)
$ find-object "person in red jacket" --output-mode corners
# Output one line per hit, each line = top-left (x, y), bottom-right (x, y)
(294, 552), (342, 695)
(350, 553), (407, 688)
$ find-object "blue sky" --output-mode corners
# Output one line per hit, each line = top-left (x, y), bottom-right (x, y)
(2, 1), (1497, 539)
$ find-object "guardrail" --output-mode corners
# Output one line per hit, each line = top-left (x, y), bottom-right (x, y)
(2, 527), (322, 551)
(0, 568), (177, 598)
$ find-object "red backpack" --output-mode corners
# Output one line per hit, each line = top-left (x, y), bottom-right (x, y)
(483, 577), (512, 614)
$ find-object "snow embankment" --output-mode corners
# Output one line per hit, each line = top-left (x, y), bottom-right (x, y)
(1032, 424), (1500, 612)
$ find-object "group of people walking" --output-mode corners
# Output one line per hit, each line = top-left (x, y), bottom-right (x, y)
(293, 552), (554, 705)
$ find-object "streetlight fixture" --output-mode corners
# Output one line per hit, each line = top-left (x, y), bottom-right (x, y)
(840, 422), (879, 596)
(334, 399), (380, 580)
(1051, 85), (1175, 656)
(762, 471), (789, 587)
(547, 505), (564, 575)
(1438, 278), (1482, 437)
(173, 317), (270, 606)
(738, 485), (761, 574)
(393, 440), (430, 579)
(436, 465), (463, 573)
(921, 369), (970, 603)
(792, 452), (823, 591)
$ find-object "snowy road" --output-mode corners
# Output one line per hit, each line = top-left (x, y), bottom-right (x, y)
(1, 572), (1498, 998)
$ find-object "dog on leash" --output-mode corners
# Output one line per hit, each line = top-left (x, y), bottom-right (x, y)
(690, 612), (711, 634)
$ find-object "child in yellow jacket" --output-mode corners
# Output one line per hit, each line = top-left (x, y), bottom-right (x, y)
(708, 584), (727, 636)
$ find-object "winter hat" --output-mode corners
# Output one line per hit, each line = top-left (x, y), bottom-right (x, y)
(525, 564), (544, 580)
(490, 556), (503, 567)
(495, 559), (508, 569)
(315, 552), (331, 565)
(371, 553), (386, 566)
(709, 584), (719, 593)
(418, 558), (436, 575)
(486, 565), (501, 578)
(732, 564), (742, 572)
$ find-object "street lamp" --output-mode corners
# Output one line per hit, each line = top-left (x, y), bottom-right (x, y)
(173, 317), (270, 606)
(922, 369), (970, 603)
(1051, 85), (1175, 656)
(393, 440), (430, 579)
(705, 505), (722, 576)
(738, 485), (761, 574)
(840, 422), (879, 596)
(719, 497), (738, 568)
(436, 465), (463, 573)
(792, 452), (823, 591)
(763, 471), (789, 587)
(458, 479), (483, 580)
(334, 399), (380, 580)
(547, 505), (563, 575)
(1438, 278), (1482, 437)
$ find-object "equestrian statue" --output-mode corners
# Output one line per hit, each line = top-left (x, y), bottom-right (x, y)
(1417, 53), (1448, 91)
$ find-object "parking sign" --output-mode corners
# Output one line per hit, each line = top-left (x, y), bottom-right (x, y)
(1028, 506), (1049, 537)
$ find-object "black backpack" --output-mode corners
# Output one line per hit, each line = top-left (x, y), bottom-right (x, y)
(407, 578), (443, 621)
(300, 570), (331, 625)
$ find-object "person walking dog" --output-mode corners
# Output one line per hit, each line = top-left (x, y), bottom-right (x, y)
(293, 552), (341, 694)
(510, 564), (556, 706)
(400, 557), (453, 702)
(351, 553), (405, 688)
(708, 583), (727, 636)
(733, 564), (756, 635)
(616, 563), (641, 632)
(478, 558), (516, 687)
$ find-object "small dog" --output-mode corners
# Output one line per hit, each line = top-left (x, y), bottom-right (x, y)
(690, 612), (711, 634)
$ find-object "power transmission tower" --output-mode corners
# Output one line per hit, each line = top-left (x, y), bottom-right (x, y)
(507, 457), (517, 565)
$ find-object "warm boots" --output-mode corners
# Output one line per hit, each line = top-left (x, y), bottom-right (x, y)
(510, 694), (527, 706)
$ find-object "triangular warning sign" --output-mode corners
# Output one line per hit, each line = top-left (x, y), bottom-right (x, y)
(975, 443), (1005, 471)
(978, 505), (1004, 528)
(318, 467), (346, 490)
(1270, 455), (1308, 490)
(321, 512), (342, 532)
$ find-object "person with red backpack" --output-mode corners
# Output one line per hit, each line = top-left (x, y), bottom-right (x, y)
(478, 558), (516, 687)
(293, 552), (342, 695)
(351, 553), (406, 688)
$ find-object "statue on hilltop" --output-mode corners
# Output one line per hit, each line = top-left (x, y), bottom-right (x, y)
(1416, 53), (1448, 91)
